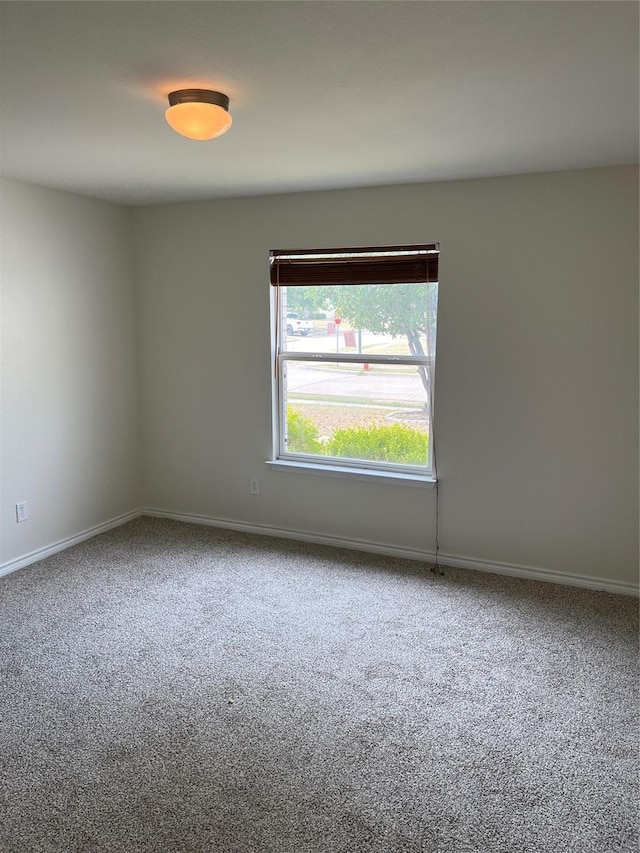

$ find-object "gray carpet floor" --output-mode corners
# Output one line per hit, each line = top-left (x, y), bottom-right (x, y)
(0, 517), (638, 853)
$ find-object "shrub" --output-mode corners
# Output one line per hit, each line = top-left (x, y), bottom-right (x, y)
(327, 423), (428, 465)
(286, 407), (324, 454)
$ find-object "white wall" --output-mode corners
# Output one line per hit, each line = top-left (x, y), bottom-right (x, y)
(1, 179), (141, 565)
(2, 167), (637, 587)
(133, 166), (638, 586)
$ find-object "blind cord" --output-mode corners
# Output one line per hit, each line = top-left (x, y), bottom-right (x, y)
(431, 436), (443, 576)
(427, 270), (443, 578)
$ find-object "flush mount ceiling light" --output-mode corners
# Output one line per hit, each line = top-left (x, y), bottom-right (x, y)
(165, 89), (232, 140)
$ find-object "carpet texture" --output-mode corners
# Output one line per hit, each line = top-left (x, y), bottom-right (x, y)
(0, 517), (638, 852)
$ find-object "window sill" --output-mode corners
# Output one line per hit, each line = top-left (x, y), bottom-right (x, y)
(265, 459), (436, 488)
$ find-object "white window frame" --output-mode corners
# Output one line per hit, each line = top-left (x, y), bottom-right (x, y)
(269, 286), (438, 487)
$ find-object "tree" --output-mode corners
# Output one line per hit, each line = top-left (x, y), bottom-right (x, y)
(294, 284), (438, 403)
(283, 287), (323, 318)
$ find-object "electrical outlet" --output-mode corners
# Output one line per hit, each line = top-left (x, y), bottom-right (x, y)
(16, 501), (28, 523)
(249, 478), (260, 495)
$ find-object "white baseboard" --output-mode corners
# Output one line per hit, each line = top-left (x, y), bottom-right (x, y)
(0, 509), (143, 579)
(143, 507), (639, 597)
(2, 505), (636, 597)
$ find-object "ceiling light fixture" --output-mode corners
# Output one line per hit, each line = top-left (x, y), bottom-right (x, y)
(165, 89), (232, 141)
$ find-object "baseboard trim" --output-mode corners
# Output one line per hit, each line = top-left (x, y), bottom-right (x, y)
(142, 508), (639, 597)
(2, 506), (635, 597)
(438, 551), (638, 597)
(0, 509), (143, 579)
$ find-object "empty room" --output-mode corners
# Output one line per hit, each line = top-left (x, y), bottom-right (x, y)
(1, 2), (638, 851)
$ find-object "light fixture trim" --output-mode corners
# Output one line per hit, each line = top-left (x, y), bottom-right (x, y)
(167, 89), (230, 111)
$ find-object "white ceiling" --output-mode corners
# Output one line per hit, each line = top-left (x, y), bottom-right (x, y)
(0, 1), (637, 205)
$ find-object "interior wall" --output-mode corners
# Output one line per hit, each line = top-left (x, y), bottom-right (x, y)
(133, 166), (638, 585)
(0, 179), (141, 565)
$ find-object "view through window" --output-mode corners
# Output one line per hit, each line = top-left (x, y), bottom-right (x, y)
(271, 246), (439, 477)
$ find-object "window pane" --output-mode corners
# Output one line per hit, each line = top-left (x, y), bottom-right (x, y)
(283, 360), (431, 467)
(281, 283), (438, 358)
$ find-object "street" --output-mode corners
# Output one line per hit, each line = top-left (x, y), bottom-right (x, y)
(285, 361), (427, 407)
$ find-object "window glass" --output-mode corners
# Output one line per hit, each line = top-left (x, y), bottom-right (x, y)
(275, 280), (438, 476)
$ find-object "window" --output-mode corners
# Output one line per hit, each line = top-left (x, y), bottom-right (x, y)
(270, 244), (439, 482)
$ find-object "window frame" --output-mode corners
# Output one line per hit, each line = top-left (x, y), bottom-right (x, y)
(269, 282), (438, 485)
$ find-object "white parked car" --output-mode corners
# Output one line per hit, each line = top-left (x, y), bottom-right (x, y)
(286, 313), (313, 336)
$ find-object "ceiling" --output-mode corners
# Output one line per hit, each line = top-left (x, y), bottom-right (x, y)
(0, 1), (637, 206)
